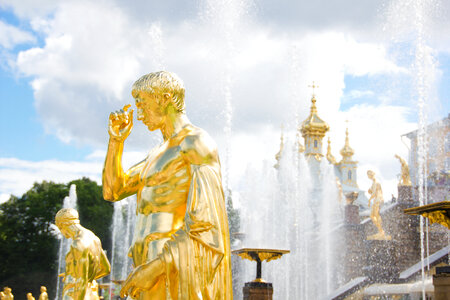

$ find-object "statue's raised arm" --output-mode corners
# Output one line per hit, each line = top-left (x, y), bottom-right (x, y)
(103, 103), (147, 201)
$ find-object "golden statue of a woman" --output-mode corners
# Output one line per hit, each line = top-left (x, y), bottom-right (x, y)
(367, 170), (391, 240)
(103, 71), (232, 299)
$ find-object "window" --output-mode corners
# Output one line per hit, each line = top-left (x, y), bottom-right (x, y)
(348, 170), (352, 180)
(314, 140), (318, 148)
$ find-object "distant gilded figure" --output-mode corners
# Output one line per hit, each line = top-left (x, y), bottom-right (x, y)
(55, 208), (111, 300)
(38, 286), (48, 300)
(394, 154), (412, 186)
(367, 170), (391, 240)
(103, 71), (232, 299)
(2, 287), (13, 300)
(26, 293), (35, 300)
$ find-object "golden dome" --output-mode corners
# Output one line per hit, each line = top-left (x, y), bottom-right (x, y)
(300, 95), (330, 138)
(340, 127), (354, 159)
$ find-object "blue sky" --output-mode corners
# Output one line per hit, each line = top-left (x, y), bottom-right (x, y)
(0, 0), (449, 203)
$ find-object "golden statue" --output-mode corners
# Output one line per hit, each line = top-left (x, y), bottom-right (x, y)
(38, 287), (48, 300)
(0, 291), (4, 300)
(2, 288), (13, 300)
(55, 208), (111, 300)
(394, 154), (412, 186)
(103, 71), (232, 299)
(367, 170), (391, 240)
(26, 293), (35, 300)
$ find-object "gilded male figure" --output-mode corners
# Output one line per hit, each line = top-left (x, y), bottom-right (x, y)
(55, 208), (111, 300)
(103, 71), (232, 299)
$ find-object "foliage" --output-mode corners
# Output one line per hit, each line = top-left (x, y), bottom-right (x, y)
(0, 178), (112, 300)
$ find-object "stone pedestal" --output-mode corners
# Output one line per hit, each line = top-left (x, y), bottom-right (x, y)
(243, 282), (273, 300)
(345, 204), (360, 225)
(433, 267), (450, 300)
(397, 185), (414, 205)
(364, 239), (398, 283)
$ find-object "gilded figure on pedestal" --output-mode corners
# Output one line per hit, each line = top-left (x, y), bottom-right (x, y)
(103, 71), (232, 299)
(367, 170), (391, 240)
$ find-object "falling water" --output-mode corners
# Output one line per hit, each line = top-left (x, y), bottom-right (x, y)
(109, 196), (136, 298)
(148, 23), (165, 71)
(200, 0), (251, 195)
(239, 138), (342, 299)
(384, 0), (439, 297)
(55, 184), (78, 300)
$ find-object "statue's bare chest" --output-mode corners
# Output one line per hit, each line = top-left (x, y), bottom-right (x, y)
(138, 141), (190, 214)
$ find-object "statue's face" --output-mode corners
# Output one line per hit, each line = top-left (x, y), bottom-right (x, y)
(134, 91), (166, 131)
(57, 223), (72, 238)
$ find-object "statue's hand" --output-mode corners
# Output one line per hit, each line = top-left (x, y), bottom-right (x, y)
(120, 258), (164, 298)
(108, 104), (133, 141)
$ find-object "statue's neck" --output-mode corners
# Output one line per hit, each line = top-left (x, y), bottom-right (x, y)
(161, 113), (190, 141)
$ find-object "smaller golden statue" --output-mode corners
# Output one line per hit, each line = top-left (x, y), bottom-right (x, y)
(336, 177), (344, 203)
(26, 293), (35, 300)
(0, 290), (4, 300)
(395, 154), (412, 186)
(55, 208), (111, 300)
(38, 286), (48, 300)
(2, 288), (13, 300)
(367, 170), (391, 240)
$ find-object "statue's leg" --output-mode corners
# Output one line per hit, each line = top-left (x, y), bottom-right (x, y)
(139, 277), (166, 300)
(374, 204), (385, 235)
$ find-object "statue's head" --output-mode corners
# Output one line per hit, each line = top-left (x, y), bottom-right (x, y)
(131, 71), (185, 131)
(367, 170), (375, 179)
(40, 287), (46, 293)
(27, 293), (32, 299)
(4, 288), (11, 294)
(55, 208), (80, 238)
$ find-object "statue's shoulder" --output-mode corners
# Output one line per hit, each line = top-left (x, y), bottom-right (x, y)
(71, 229), (101, 254)
(180, 125), (218, 165)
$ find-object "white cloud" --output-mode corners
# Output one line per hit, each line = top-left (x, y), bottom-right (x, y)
(346, 89), (375, 100)
(0, 0), (57, 19)
(0, 20), (35, 49)
(0, 157), (102, 202)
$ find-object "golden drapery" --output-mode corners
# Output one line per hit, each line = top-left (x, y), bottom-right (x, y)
(63, 235), (110, 300)
(160, 164), (232, 300)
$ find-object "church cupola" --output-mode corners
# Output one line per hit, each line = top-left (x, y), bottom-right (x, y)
(340, 127), (355, 162)
(338, 125), (358, 188)
(300, 84), (329, 160)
